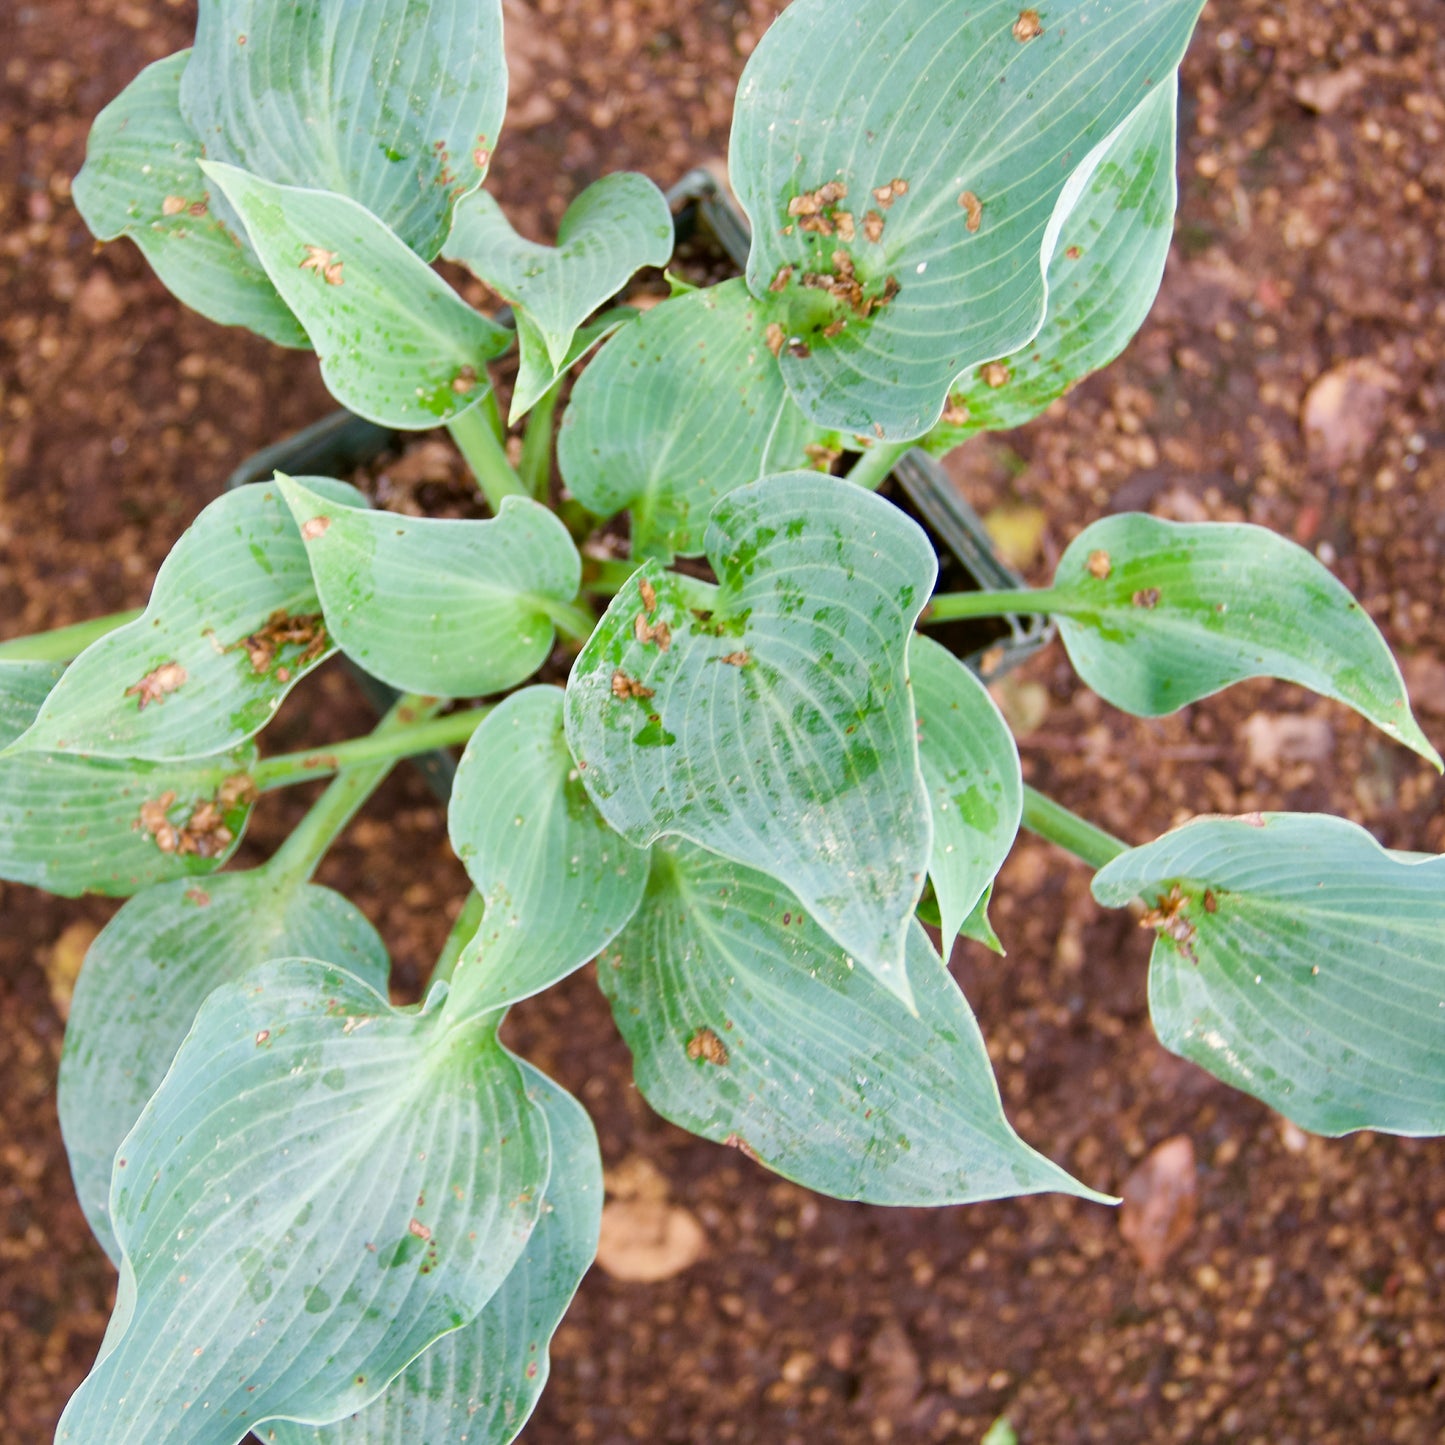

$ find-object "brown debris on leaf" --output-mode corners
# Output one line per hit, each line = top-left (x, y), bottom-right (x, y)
(1119, 1135), (1198, 1273)
(234, 609), (328, 676)
(787, 180), (848, 218)
(299, 244), (344, 285)
(1086, 549), (1112, 580)
(941, 396), (970, 427)
(124, 660), (187, 710)
(135, 784), (242, 859)
(769, 265), (793, 293)
(1131, 587), (1161, 609)
(162, 195), (188, 217)
(871, 177), (909, 209)
(804, 442), (841, 471)
(717, 651), (750, 667)
(958, 190), (984, 232)
(1139, 884), (1197, 963)
(862, 209), (885, 243)
(633, 612), (672, 651)
(1012, 9), (1044, 42)
(764, 321), (786, 357)
(801, 251), (899, 321)
(980, 361), (1011, 389)
(686, 1026), (730, 1066)
(611, 669), (654, 700)
(638, 577), (657, 614)
(300, 515), (330, 541)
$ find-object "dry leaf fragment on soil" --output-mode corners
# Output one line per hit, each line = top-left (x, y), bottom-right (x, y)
(42, 920), (99, 1021)
(1300, 357), (1400, 469)
(1119, 1134), (1197, 1273)
(596, 1156), (707, 1283)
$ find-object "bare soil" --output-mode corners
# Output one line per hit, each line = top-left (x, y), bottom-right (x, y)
(2, 1), (1443, 1442)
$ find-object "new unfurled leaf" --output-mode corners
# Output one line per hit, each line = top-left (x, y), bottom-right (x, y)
(57, 960), (550, 1445)
(731, 0), (1206, 438)
(447, 687), (649, 1015)
(557, 279), (841, 558)
(279, 476), (581, 697)
(58, 871), (389, 1264)
(269, 1062), (600, 1445)
(10, 481), (358, 761)
(182, 0), (506, 259)
(923, 79), (1178, 453)
(565, 472), (935, 1003)
(73, 51), (307, 348)
(510, 307), (634, 422)
(444, 176), (673, 418)
(603, 839), (1105, 1204)
(1047, 513), (1440, 766)
(1093, 813), (1445, 1137)
(204, 164), (512, 428)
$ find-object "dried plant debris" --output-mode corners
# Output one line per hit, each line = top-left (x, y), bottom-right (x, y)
(233, 609), (328, 676)
(686, 1026), (730, 1066)
(1012, 9), (1044, 42)
(800, 250), (899, 321)
(299, 244), (344, 285)
(124, 660), (187, 710)
(1086, 549), (1112, 580)
(611, 670), (655, 700)
(979, 361), (1011, 389)
(958, 190), (984, 232)
(633, 612), (672, 650)
(871, 177), (909, 209)
(1139, 884), (1197, 963)
(135, 774), (253, 858)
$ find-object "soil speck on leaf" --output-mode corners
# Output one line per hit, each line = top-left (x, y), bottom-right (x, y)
(1131, 587), (1161, 609)
(611, 669), (654, 700)
(958, 190), (983, 231)
(1086, 548), (1112, 579)
(1012, 9), (1044, 42)
(686, 1026), (729, 1066)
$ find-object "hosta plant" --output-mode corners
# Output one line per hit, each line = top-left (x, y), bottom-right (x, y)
(6, 0), (1441, 1439)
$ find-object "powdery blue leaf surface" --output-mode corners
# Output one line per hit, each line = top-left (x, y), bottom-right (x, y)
(909, 634), (1021, 954)
(557, 279), (841, 558)
(565, 472), (936, 1004)
(602, 839), (1106, 1204)
(279, 477), (581, 697)
(10, 480), (360, 761)
(59, 870), (390, 1264)
(269, 1063), (600, 1445)
(447, 687), (649, 1015)
(444, 175), (673, 409)
(923, 78), (1177, 452)
(205, 164), (512, 429)
(0, 661), (65, 743)
(57, 960), (550, 1445)
(73, 51), (307, 348)
(1049, 513), (1440, 766)
(731, 0), (1206, 439)
(1092, 813), (1445, 1136)
(182, 0), (506, 259)
(510, 307), (633, 421)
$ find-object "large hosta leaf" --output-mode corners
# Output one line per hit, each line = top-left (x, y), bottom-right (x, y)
(182, 0), (506, 259)
(1047, 514), (1440, 766)
(10, 481), (359, 762)
(205, 165), (512, 429)
(909, 635), (1020, 953)
(447, 687), (648, 1015)
(730, 0), (1206, 439)
(57, 960), (550, 1444)
(1093, 814), (1445, 1137)
(565, 472), (936, 1004)
(923, 78), (1177, 453)
(279, 477), (581, 697)
(603, 839), (1105, 1203)
(270, 1063), (601, 1445)
(59, 871), (390, 1264)
(444, 176), (673, 418)
(73, 52), (307, 348)
(556, 279), (840, 558)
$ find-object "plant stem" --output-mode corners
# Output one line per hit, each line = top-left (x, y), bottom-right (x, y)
(848, 440), (913, 493)
(0, 608), (144, 662)
(432, 889), (487, 987)
(925, 586), (1069, 622)
(252, 704), (492, 791)
(267, 695), (445, 885)
(518, 382), (560, 501)
(1020, 784), (1128, 871)
(582, 557), (639, 596)
(539, 595), (598, 646)
(448, 401), (528, 513)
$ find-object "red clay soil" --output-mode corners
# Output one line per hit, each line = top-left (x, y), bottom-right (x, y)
(2, 1), (1443, 1442)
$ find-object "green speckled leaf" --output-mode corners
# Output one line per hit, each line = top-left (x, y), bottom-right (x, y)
(57, 961), (550, 1445)
(1050, 513), (1440, 766)
(564, 472), (936, 1004)
(447, 687), (649, 1015)
(1093, 813), (1445, 1136)
(59, 871), (389, 1264)
(73, 51), (307, 348)
(557, 279), (840, 558)
(731, 0), (1206, 438)
(204, 164), (512, 429)
(182, 0), (506, 260)
(279, 476), (581, 697)
(603, 838), (1107, 1204)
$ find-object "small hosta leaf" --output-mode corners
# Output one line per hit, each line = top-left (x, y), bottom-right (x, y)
(0, 736), (255, 899)
(1092, 814), (1445, 1137)
(924, 78), (1178, 453)
(602, 839), (1105, 1204)
(11, 481), (357, 761)
(73, 51), (307, 348)
(269, 1062), (601, 1445)
(204, 164), (512, 429)
(565, 472), (936, 1003)
(444, 176), (673, 411)
(910, 634), (1021, 953)
(57, 960), (550, 1445)
(447, 687), (649, 1015)
(182, 0), (506, 259)
(279, 477), (581, 697)
(1049, 514), (1440, 766)
(557, 279), (841, 558)
(510, 307), (633, 422)
(59, 870), (389, 1264)
(730, 0), (1206, 439)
